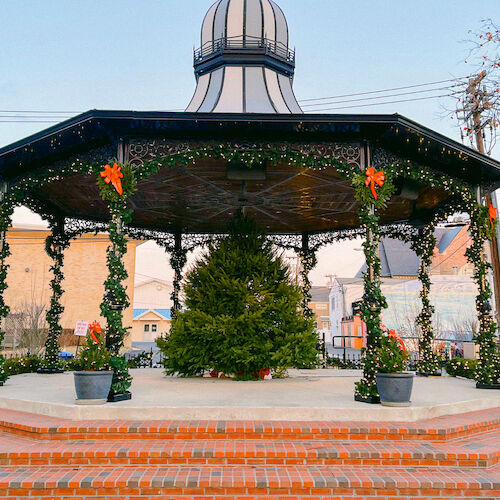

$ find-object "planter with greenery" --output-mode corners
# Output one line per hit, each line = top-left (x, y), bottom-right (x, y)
(73, 322), (113, 404)
(156, 212), (318, 379)
(375, 329), (413, 407)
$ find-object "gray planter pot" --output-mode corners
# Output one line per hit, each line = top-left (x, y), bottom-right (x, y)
(74, 371), (113, 405)
(376, 372), (414, 407)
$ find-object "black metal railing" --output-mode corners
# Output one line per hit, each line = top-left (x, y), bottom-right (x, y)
(126, 348), (165, 369)
(194, 36), (295, 64)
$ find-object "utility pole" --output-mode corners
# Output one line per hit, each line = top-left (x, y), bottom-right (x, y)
(458, 71), (500, 318)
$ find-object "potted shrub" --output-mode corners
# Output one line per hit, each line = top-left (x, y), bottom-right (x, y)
(376, 329), (413, 407)
(73, 322), (113, 405)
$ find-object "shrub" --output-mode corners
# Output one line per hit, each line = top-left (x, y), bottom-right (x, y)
(3, 355), (42, 375)
(445, 357), (477, 379)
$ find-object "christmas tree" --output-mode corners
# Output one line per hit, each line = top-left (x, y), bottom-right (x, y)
(158, 212), (318, 379)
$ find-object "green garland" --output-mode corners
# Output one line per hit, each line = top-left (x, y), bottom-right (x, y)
(355, 204), (386, 400)
(0, 197), (14, 384)
(169, 238), (187, 320)
(41, 218), (70, 371)
(98, 163), (136, 397)
(298, 249), (317, 320)
(6, 142), (498, 396)
(354, 172), (395, 401)
(412, 226), (440, 375)
(466, 203), (500, 386)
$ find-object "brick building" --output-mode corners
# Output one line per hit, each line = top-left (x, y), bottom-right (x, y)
(4, 224), (141, 348)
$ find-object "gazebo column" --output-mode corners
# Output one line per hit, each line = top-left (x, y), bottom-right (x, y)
(101, 200), (133, 400)
(298, 233), (317, 320)
(466, 193), (500, 388)
(40, 217), (69, 373)
(0, 184), (13, 385)
(355, 203), (386, 403)
(170, 232), (187, 319)
(412, 225), (440, 376)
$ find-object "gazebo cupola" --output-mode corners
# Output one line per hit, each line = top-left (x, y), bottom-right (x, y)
(186, 0), (302, 113)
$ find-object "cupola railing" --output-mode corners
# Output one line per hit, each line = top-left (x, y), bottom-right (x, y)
(194, 36), (295, 65)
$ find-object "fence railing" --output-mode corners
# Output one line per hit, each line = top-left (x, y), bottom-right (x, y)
(194, 36), (295, 64)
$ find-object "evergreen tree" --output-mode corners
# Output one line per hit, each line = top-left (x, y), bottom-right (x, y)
(158, 212), (318, 378)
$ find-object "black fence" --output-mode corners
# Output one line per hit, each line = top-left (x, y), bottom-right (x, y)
(126, 348), (164, 369)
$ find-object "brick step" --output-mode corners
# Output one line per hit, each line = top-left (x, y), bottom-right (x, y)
(0, 464), (498, 499)
(1, 408), (498, 441)
(0, 432), (498, 468)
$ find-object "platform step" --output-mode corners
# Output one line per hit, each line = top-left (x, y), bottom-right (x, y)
(0, 464), (498, 499)
(1, 408), (498, 441)
(0, 431), (498, 468)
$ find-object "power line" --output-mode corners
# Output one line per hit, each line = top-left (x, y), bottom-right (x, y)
(299, 76), (470, 103)
(305, 93), (458, 112)
(301, 85), (464, 108)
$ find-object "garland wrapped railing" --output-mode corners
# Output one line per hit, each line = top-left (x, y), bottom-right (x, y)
(98, 162), (136, 399)
(353, 167), (395, 402)
(40, 217), (70, 372)
(412, 225), (440, 375)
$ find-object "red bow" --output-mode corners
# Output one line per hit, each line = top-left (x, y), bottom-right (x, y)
(388, 329), (406, 353)
(365, 167), (385, 200)
(88, 321), (102, 344)
(489, 203), (497, 228)
(100, 163), (124, 195)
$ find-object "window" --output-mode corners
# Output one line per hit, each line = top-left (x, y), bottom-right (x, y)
(152, 324), (158, 333)
(143, 324), (150, 332)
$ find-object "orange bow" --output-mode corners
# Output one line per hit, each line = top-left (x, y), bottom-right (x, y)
(88, 321), (102, 344)
(365, 167), (385, 200)
(100, 163), (124, 195)
(388, 329), (406, 353)
(489, 203), (497, 227)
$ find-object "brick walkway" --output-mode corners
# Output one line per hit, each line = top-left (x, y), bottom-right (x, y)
(0, 408), (498, 499)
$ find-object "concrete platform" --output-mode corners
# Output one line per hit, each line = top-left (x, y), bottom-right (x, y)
(0, 368), (498, 421)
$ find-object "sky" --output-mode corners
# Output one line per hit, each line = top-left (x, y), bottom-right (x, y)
(2, 0), (499, 286)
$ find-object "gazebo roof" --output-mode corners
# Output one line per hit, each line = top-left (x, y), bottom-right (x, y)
(1, 111), (499, 235)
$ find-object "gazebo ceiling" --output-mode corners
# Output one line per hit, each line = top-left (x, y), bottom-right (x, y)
(1, 111), (499, 234)
(37, 156), (449, 234)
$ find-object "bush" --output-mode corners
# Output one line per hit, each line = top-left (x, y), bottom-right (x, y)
(157, 213), (318, 379)
(3, 355), (42, 375)
(445, 357), (477, 379)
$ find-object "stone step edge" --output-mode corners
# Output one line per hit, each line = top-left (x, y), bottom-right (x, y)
(0, 410), (498, 441)
(0, 437), (498, 467)
(0, 464), (498, 491)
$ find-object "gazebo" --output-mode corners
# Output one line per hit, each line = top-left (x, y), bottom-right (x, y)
(0, 0), (499, 402)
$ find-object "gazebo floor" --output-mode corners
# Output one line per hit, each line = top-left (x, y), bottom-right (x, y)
(0, 369), (498, 421)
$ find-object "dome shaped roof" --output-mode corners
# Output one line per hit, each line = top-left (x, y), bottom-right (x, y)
(201, 0), (289, 48)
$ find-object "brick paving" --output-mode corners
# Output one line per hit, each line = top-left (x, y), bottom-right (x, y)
(0, 408), (498, 499)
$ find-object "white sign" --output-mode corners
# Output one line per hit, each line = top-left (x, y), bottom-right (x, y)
(74, 321), (89, 337)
